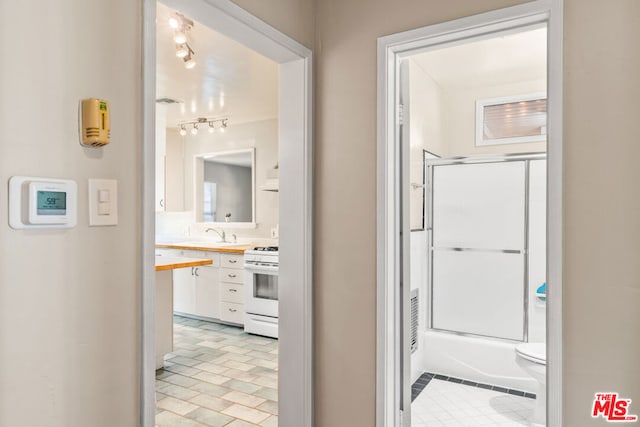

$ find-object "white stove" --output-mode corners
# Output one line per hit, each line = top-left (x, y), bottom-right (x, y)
(244, 246), (279, 338)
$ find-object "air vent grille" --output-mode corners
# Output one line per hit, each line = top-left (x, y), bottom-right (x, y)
(156, 97), (182, 104)
(410, 288), (419, 354)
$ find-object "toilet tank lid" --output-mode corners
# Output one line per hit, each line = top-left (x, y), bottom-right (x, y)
(516, 343), (546, 363)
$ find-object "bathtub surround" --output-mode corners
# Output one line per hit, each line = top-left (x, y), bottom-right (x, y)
(413, 156), (547, 395)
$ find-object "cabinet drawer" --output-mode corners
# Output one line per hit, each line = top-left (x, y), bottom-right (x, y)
(220, 283), (244, 304)
(220, 268), (243, 284)
(219, 302), (244, 324)
(220, 253), (243, 269)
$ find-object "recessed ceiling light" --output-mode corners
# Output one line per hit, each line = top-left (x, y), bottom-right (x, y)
(168, 16), (179, 29)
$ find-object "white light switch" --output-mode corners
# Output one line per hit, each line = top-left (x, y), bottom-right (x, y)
(89, 179), (118, 226)
(98, 189), (110, 202)
(98, 202), (110, 215)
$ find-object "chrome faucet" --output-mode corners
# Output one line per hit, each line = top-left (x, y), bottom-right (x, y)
(205, 227), (227, 243)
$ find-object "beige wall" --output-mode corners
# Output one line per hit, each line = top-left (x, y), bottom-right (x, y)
(314, 1), (536, 426)
(0, 0), (141, 426)
(563, 0), (640, 425)
(444, 79), (547, 156)
(314, 0), (639, 426)
(231, 0), (315, 49)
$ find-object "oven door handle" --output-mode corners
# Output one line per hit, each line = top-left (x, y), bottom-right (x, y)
(244, 264), (279, 274)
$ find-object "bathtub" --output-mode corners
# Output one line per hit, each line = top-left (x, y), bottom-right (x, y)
(418, 329), (537, 393)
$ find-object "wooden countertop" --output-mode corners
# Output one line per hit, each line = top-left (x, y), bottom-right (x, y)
(155, 256), (213, 272)
(156, 243), (256, 254)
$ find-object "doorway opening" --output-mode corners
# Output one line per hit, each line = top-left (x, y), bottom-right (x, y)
(142, 1), (313, 427)
(376, 2), (563, 427)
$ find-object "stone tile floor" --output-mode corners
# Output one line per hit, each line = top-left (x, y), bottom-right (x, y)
(156, 315), (278, 427)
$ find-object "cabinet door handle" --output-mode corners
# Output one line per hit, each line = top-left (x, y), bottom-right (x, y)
(229, 308), (237, 313)
(160, 199), (164, 208)
(228, 274), (237, 278)
(191, 267), (194, 276)
(194, 268), (199, 277)
(229, 288), (237, 293)
(229, 259), (237, 264)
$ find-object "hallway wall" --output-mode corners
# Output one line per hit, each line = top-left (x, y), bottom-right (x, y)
(0, 1), (141, 426)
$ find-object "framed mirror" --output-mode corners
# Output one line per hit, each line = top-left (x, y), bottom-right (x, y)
(193, 148), (256, 227)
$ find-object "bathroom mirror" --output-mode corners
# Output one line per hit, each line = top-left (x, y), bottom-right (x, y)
(193, 148), (255, 226)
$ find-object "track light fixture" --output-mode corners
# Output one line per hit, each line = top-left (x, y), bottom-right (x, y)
(168, 12), (196, 69)
(177, 117), (229, 137)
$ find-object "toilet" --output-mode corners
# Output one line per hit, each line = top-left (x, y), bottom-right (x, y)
(515, 343), (546, 427)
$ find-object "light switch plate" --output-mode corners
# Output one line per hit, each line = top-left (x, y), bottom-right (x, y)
(89, 179), (118, 226)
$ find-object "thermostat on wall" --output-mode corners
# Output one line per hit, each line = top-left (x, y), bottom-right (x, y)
(9, 176), (77, 229)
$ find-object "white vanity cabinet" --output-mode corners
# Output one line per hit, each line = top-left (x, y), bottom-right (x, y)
(157, 246), (246, 324)
(219, 253), (245, 324)
(193, 264), (220, 319)
(172, 250), (221, 319)
(173, 266), (195, 313)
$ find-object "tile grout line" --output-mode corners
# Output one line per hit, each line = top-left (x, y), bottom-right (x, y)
(411, 372), (536, 402)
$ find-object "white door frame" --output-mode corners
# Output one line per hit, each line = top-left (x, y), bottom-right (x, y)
(142, 1), (314, 426)
(376, 1), (563, 426)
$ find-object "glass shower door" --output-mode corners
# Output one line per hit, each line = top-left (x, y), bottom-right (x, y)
(430, 161), (527, 341)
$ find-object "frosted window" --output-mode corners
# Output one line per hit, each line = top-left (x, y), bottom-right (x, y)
(477, 94), (546, 146)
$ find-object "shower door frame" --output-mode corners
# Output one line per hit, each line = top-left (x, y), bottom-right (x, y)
(426, 153), (546, 343)
(376, 1), (563, 426)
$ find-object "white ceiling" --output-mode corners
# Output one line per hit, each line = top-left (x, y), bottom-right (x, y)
(411, 26), (547, 89)
(156, 3), (278, 128)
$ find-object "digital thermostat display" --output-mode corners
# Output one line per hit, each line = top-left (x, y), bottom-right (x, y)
(9, 176), (77, 229)
(37, 191), (67, 215)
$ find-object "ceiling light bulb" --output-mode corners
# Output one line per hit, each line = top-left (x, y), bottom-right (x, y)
(168, 16), (179, 29)
(184, 55), (196, 69)
(179, 125), (187, 136)
(174, 31), (187, 44)
(191, 124), (198, 135)
(208, 122), (215, 133)
(176, 44), (188, 58)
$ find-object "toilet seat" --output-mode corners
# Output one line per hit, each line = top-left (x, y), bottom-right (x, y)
(516, 343), (546, 365)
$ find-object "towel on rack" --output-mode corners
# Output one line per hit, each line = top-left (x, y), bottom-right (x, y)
(536, 282), (547, 301)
